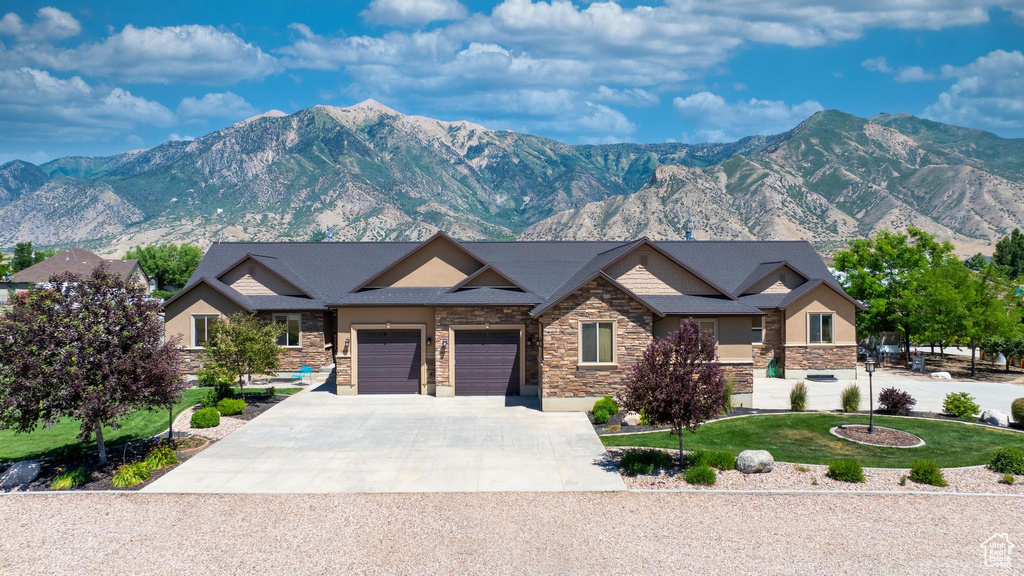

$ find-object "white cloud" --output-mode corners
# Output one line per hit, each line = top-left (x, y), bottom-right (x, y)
(673, 91), (823, 142)
(168, 133), (195, 142)
(924, 49), (1024, 133)
(590, 85), (659, 107)
(177, 92), (257, 121)
(362, 0), (468, 27)
(0, 7), (81, 42)
(861, 57), (892, 73)
(862, 57), (936, 82)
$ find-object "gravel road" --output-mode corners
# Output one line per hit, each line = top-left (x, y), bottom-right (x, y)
(1, 492), (1021, 575)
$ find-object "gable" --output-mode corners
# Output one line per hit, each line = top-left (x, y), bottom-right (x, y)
(459, 268), (518, 289)
(605, 248), (717, 296)
(744, 265), (805, 295)
(365, 236), (485, 288)
(220, 259), (304, 296)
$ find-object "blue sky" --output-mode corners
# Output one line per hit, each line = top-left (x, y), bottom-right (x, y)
(1, 0), (1022, 163)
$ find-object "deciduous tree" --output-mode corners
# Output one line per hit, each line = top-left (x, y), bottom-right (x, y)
(10, 241), (57, 273)
(203, 313), (283, 396)
(994, 228), (1024, 280)
(123, 243), (203, 291)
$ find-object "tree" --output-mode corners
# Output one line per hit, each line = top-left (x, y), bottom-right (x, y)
(123, 243), (203, 291)
(0, 251), (8, 280)
(620, 319), (727, 466)
(203, 313), (283, 396)
(965, 253), (989, 272)
(0, 266), (187, 463)
(994, 228), (1024, 280)
(960, 264), (1024, 376)
(10, 241), (57, 273)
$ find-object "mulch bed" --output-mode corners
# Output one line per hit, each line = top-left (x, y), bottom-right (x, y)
(832, 425), (924, 447)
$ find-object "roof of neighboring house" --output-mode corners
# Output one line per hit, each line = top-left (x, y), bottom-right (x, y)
(166, 238), (861, 316)
(9, 248), (145, 284)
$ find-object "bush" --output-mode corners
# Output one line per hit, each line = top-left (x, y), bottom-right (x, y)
(827, 459), (865, 483)
(1011, 398), (1024, 425)
(878, 387), (917, 416)
(943, 392), (980, 418)
(840, 384), (861, 413)
(620, 449), (674, 476)
(958, 414), (977, 423)
(49, 466), (91, 490)
(591, 407), (610, 424)
(722, 378), (735, 414)
(593, 396), (619, 416)
(684, 464), (717, 486)
(909, 460), (947, 487)
(217, 398), (247, 416)
(190, 407), (221, 429)
(111, 462), (151, 488)
(789, 381), (807, 412)
(145, 444), (178, 471)
(688, 449), (737, 471)
(1001, 473), (1016, 485)
(200, 389), (220, 409)
(988, 448), (1024, 475)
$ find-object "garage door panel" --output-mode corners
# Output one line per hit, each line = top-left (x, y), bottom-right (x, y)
(455, 330), (520, 396)
(358, 329), (421, 394)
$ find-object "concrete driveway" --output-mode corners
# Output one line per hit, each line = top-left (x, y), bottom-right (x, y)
(144, 386), (624, 494)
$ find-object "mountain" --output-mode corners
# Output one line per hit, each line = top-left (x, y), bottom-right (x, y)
(1, 102), (1021, 256)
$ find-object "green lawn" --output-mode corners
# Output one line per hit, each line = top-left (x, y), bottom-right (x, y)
(602, 414), (1024, 468)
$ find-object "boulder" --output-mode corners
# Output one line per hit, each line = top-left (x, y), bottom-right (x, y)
(736, 450), (775, 474)
(0, 460), (40, 489)
(979, 409), (1010, 428)
(930, 372), (952, 380)
(622, 412), (642, 427)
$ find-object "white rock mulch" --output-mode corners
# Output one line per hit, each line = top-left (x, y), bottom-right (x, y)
(172, 405), (246, 441)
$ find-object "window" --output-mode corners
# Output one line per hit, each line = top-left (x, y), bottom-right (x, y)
(274, 314), (301, 347)
(697, 320), (717, 340)
(809, 313), (833, 344)
(752, 316), (764, 344)
(580, 321), (615, 364)
(192, 315), (218, 348)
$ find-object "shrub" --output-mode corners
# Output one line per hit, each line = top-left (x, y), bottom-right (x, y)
(684, 464), (716, 486)
(909, 460), (947, 487)
(958, 414), (977, 423)
(200, 389), (220, 409)
(198, 367), (234, 399)
(789, 381), (808, 412)
(840, 384), (861, 413)
(591, 407), (610, 425)
(689, 449), (737, 471)
(943, 392), (980, 418)
(190, 407), (221, 429)
(878, 387), (917, 416)
(988, 448), (1024, 475)
(620, 449), (674, 476)
(1011, 398), (1024, 425)
(1001, 473), (1016, 485)
(722, 378), (735, 414)
(827, 459), (865, 483)
(265, 386), (276, 398)
(216, 398), (246, 416)
(898, 475), (907, 486)
(49, 466), (91, 490)
(111, 462), (151, 488)
(145, 444), (178, 471)
(593, 396), (619, 416)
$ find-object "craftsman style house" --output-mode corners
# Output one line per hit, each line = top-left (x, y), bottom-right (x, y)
(0, 248), (152, 309)
(163, 233), (861, 410)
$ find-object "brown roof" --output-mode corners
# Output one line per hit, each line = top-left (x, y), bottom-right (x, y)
(9, 248), (142, 283)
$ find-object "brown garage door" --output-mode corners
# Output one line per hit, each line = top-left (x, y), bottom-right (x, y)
(357, 329), (421, 394)
(454, 330), (520, 396)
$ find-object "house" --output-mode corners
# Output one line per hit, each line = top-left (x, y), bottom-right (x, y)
(162, 233), (862, 410)
(0, 248), (152, 308)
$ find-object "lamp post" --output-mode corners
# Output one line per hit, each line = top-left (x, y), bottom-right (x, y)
(865, 358), (876, 434)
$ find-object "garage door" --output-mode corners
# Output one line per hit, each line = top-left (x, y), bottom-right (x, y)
(357, 329), (421, 394)
(454, 330), (520, 396)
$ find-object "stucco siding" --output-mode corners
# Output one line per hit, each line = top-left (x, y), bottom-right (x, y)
(368, 238), (483, 287)
(784, 284), (857, 346)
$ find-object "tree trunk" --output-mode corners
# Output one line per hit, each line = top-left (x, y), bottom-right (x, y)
(677, 426), (685, 468)
(971, 341), (977, 377)
(930, 343), (935, 354)
(95, 424), (106, 464)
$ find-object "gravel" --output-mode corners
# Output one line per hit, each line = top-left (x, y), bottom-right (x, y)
(0, 491), (1019, 575)
(173, 405), (246, 441)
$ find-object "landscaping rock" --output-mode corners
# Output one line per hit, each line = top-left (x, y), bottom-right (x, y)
(979, 409), (1009, 428)
(736, 450), (774, 474)
(622, 412), (642, 427)
(0, 460), (40, 488)
(930, 372), (952, 380)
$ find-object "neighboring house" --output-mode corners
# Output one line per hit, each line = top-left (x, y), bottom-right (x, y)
(0, 248), (152, 308)
(162, 233), (862, 410)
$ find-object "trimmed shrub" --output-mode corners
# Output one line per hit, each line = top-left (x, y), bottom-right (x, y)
(190, 407), (221, 429)
(909, 460), (947, 487)
(722, 378), (735, 414)
(145, 444), (178, 471)
(789, 381), (808, 412)
(593, 396), (619, 416)
(1011, 397), (1024, 425)
(591, 407), (610, 425)
(827, 459), (865, 483)
(684, 464), (716, 486)
(878, 387), (917, 416)
(840, 384), (861, 413)
(49, 466), (91, 490)
(689, 449), (737, 471)
(1001, 473), (1016, 485)
(111, 462), (151, 489)
(988, 448), (1024, 475)
(216, 398), (246, 416)
(620, 449), (674, 476)
(943, 392), (980, 418)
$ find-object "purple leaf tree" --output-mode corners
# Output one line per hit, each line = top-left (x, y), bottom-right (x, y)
(0, 265), (187, 463)
(620, 319), (727, 466)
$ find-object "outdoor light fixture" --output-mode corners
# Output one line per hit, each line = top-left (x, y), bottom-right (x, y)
(865, 358), (876, 434)
(426, 336), (432, 346)
(441, 337), (448, 347)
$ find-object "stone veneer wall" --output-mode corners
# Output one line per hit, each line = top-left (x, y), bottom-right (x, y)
(434, 307), (540, 393)
(181, 350), (205, 374)
(721, 363), (754, 395)
(785, 345), (857, 371)
(258, 311), (332, 371)
(753, 308), (785, 376)
(540, 277), (653, 399)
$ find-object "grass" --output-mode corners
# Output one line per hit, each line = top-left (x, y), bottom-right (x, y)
(602, 413), (1024, 468)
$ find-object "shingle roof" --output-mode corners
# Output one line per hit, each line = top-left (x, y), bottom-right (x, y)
(10, 248), (142, 283)
(641, 295), (764, 316)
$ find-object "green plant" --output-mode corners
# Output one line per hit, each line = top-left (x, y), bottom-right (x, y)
(592, 407), (610, 425)
(826, 459), (865, 483)
(1011, 398), (1024, 425)
(811, 477), (818, 486)
(49, 466), (91, 490)
(619, 449), (674, 476)
(688, 449), (737, 471)
(639, 409), (653, 426)
(899, 475), (907, 486)
(1000, 473), (1015, 485)
(190, 407), (221, 429)
(684, 464), (716, 486)
(111, 462), (151, 488)
(958, 414), (977, 423)
(909, 460), (947, 487)
(722, 378), (735, 414)
(144, 444), (178, 471)
(216, 398), (246, 416)
(943, 392), (980, 418)
(988, 447), (1024, 475)
(793, 464), (810, 473)
(790, 381), (808, 412)
(840, 384), (861, 413)
(593, 396), (619, 416)
(200, 389), (220, 409)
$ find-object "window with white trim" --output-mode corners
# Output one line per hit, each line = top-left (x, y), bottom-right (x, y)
(192, 315), (218, 348)
(274, 314), (301, 347)
(580, 321), (615, 364)
(697, 320), (717, 340)
(752, 316), (764, 344)
(809, 313), (833, 344)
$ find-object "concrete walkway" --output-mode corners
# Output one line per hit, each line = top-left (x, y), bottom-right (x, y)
(145, 386), (624, 494)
